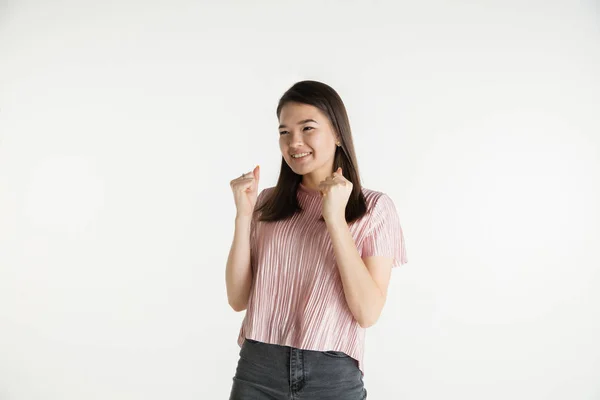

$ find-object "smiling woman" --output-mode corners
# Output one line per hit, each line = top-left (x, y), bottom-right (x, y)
(258, 82), (369, 224)
(278, 109), (340, 188)
(226, 80), (408, 400)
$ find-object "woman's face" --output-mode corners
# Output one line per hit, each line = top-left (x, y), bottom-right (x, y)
(278, 102), (339, 182)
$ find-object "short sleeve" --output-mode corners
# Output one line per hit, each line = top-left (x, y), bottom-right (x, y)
(249, 188), (271, 269)
(249, 189), (266, 258)
(361, 193), (408, 268)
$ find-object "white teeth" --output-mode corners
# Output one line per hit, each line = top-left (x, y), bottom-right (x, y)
(291, 152), (311, 158)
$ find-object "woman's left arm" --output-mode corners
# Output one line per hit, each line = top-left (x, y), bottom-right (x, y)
(325, 216), (393, 328)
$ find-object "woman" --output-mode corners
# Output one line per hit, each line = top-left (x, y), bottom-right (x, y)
(226, 80), (408, 399)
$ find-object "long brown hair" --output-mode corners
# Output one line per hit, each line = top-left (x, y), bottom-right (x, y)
(256, 80), (367, 223)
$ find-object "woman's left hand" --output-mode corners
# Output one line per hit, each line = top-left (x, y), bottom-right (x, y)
(319, 167), (352, 222)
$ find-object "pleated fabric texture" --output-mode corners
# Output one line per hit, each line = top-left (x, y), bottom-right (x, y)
(237, 182), (408, 375)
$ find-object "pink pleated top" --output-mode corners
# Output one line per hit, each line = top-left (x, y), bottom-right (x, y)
(236, 182), (408, 375)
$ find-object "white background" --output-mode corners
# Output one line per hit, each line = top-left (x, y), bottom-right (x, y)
(1, 1), (599, 399)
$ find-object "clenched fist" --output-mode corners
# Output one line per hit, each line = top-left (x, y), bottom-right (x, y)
(230, 165), (260, 218)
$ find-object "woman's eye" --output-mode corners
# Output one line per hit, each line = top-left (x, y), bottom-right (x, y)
(279, 127), (313, 135)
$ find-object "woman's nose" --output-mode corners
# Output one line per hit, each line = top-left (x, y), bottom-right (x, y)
(288, 132), (303, 146)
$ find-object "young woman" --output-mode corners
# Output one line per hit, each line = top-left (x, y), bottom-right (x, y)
(226, 80), (408, 399)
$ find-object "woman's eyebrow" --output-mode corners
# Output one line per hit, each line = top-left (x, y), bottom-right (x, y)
(278, 119), (319, 129)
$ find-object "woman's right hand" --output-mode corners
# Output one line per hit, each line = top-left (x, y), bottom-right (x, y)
(230, 165), (260, 218)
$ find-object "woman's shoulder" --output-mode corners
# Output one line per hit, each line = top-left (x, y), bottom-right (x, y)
(360, 186), (392, 208)
(257, 185), (394, 209)
(260, 185), (278, 193)
(257, 186), (276, 201)
(254, 186), (277, 212)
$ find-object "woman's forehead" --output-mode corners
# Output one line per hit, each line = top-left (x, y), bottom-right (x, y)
(279, 103), (324, 123)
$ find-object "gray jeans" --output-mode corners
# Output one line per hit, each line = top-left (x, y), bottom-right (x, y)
(229, 339), (367, 400)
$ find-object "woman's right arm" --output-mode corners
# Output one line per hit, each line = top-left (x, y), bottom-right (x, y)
(226, 165), (260, 312)
(225, 215), (253, 311)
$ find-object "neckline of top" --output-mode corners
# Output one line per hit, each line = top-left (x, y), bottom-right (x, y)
(298, 182), (321, 197)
